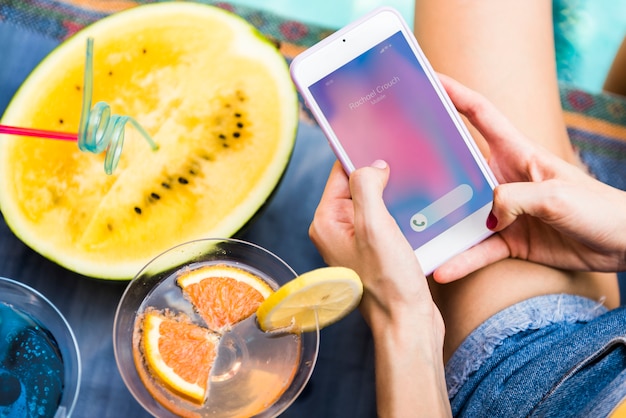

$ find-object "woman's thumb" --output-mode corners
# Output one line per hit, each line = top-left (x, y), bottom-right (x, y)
(489, 181), (555, 231)
(349, 160), (390, 221)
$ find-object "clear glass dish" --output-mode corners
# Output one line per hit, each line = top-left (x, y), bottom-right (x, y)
(113, 238), (319, 417)
(0, 276), (81, 418)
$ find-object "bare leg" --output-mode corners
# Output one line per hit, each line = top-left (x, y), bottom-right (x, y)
(413, 0), (619, 361)
(604, 36), (626, 96)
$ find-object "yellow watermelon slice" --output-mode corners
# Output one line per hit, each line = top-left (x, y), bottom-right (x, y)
(0, 3), (297, 280)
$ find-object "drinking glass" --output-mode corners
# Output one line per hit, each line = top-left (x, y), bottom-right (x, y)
(113, 238), (319, 417)
(0, 277), (81, 418)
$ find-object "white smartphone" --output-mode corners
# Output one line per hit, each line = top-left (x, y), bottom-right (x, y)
(290, 7), (498, 275)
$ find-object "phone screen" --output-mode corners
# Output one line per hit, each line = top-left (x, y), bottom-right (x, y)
(307, 30), (494, 250)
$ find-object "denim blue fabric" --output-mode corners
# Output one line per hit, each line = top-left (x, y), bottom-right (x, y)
(446, 294), (626, 417)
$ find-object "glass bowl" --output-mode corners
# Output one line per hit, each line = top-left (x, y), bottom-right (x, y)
(114, 238), (319, 417)
(0, 277), (81, 418)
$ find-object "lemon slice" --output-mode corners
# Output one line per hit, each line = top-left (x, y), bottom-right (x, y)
(256, 267), (363, 332)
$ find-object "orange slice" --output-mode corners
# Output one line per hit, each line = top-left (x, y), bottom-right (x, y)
(256, 267), (362, 332)
(141, 310), (219, 404)
(177, 264), (274, 331)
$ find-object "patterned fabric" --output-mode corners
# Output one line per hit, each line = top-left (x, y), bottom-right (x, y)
(560, 84), (626, 191)
(0, 0), (332, 48)
(562, 84), (626, 130)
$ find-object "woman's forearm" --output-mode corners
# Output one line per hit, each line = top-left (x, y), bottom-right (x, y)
(371, 315), (451, 418)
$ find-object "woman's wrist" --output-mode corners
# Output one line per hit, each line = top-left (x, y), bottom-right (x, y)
(366, 295), (444, 341)
(369, 303), (445, 360)
(370, 308), (450, 417)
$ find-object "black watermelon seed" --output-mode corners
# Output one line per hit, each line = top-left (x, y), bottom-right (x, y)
(219, 134), (226, 140)
(236, 122), (243, 128)
(233, 132), (241, 138)
(150, 193), (160, 200)
(234, 113), (242, 118)
(161, 182), (171, 189)
(134, 207), (142, 215)
(178, 177), (189, 185)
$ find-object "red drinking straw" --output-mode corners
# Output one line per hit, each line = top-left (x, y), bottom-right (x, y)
(0, 124), (78, 141)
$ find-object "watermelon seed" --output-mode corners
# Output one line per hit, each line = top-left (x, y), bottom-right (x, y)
(150, 193), (160, 200)
(236, 122), (243, 128)
(142, 48), (147, 54)
(108, 71), (113, 76)
(233, 132), (240, 138)
(161, 182), (171, 189)
(178, 177), (189, 185)
(219, 134), (226, 140)
(134, 207), (142, 215)
(59, 119), (64, 124)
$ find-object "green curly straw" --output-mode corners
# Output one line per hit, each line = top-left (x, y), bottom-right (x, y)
(77, 37), (158, 174)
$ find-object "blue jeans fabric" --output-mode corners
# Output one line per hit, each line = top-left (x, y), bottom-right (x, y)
(446, 294), (626, 417)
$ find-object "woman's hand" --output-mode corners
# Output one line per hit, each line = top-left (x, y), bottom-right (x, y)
(309, 160), (450, 417)
(309, 160), (438, 329)
(434, 74), (626, 283)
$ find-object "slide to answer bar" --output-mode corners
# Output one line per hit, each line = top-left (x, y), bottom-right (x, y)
(410, 184), (473, 232)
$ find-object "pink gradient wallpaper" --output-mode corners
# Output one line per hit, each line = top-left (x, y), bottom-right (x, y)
(308, 31), (494, 248)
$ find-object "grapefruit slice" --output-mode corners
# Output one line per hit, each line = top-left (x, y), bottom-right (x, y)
(0, 3), (297, 279)
(141, 310), (219, 404)
(177, 264), (273, 331)
(256, 267), (363, 332)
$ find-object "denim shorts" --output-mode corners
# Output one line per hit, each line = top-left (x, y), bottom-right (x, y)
(445, 294), (626, 417)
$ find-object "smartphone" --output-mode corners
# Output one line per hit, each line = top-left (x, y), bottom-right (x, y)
(290, 7), (497, 275)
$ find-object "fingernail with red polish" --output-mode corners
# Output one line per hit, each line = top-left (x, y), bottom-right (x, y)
(486, 211), (498, 229)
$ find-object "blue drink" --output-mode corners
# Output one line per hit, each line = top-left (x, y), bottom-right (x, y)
(0, 302), (64, 418)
